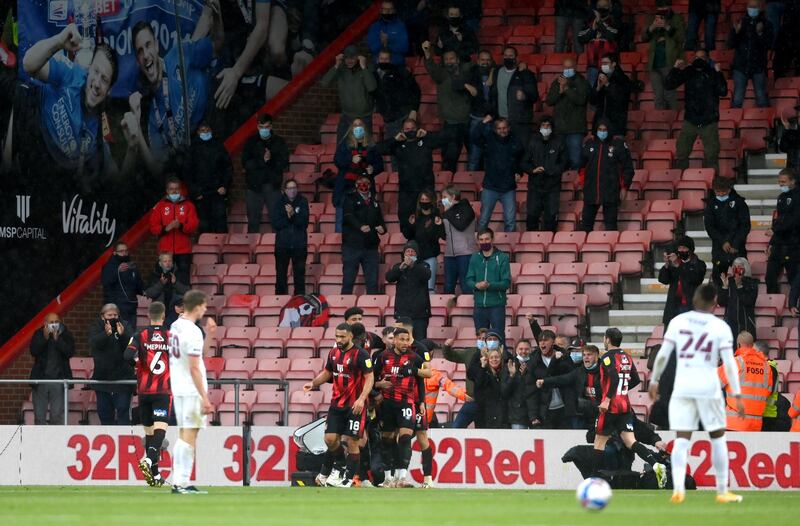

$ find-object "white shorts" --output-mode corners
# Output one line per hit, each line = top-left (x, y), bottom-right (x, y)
(173, 395), (208, 429)
(669, 396), (726, 432)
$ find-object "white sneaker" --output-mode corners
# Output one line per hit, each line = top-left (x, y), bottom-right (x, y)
(314, 474), (328, 487)
(360, 479), (374, 487)
(327, 477), (353, 488)
(422, 476), (435, 489)
(394, 478), (414, 488)
(325, 469), (343, 487)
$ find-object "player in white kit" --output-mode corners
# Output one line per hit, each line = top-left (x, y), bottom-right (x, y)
(649, 283), (746, 504)
(169, 290), (215, 494)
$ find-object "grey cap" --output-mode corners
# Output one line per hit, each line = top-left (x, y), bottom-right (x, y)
(343, 45), (358, 59)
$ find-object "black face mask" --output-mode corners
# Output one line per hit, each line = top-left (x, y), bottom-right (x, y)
(117, 255), (130, 262)
(381, 13), (395, 22)
(449, 16), (462, 26)
(405, 131), (417, 140)
(420, 202), (433, 212)
(693, 58), (708, 69)
(479, 65), (491, 76)
(503, 58), (516, 69)
(598, 7), (609, 16)
(378, 62), (393, 70)
(447, 64), (459, 73)
(678, 251), (690, 261)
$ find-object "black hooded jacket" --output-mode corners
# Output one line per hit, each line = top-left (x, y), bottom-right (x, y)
(386, 241), (432, 319)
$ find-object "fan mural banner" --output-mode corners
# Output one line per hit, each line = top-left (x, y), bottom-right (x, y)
(0, 426), (799, 489)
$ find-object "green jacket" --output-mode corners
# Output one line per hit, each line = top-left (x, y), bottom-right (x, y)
(764, 360), (779, 418)
(425, 58), (473, 124)
(642, 14), (686, 71)
(545, 74), (590, 135)
(465, 249), (511, 308)
(442, 345), (479, 397)
(321, 64), (377, 118)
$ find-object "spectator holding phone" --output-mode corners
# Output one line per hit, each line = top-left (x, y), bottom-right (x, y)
(658, 235), (707, 327)
(101, 241), (143, 332)
(89, 304), (135, 425)
(718, 257), (759, 338)
(642, 2), (686, 110)
(144, 252), (189, 310)
(704, 177), (751, 287)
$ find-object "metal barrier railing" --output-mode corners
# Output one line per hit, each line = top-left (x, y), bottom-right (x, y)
(0, 378), (289, 426)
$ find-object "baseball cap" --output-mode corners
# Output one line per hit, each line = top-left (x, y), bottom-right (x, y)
(343, 45), (358, 59)
(568, 337), (586, 350)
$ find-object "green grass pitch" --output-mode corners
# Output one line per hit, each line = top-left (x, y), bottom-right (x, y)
(1, 487), (799, 526)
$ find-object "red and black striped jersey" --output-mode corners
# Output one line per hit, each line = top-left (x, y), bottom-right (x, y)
(127, 325), (171, 395)
(599, 348), (640, 414)
(325, 344), (373, 409)
(375, 349), (424, 404)
(584, 368), (601, 405)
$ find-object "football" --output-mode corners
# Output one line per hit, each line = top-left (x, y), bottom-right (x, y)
(576, 477), (613, 511)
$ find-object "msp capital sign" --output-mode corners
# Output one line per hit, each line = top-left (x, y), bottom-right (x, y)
(0, 195), (47, 240)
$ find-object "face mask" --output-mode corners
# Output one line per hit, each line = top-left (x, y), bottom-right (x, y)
(780, 185), (791, 193)
(747, 7), (759, 17)
(106, 317), (119, 325)
(382, 13), (395, 22)
(420, 202), (433, 212)
(693, 57), (707, 68)
(258, 127), (271, 139)
(598, 7), (609, 16)
(563, 68), (575, 78)
(357, 183), (370, 193)
(447, 64), (459, 73)
(716, 194), (729, 202)
(408, 255), (417, 264)
(503, 58), (516, 69)
(570, 351), (582, 363)
(586, 362), (598, 371)
(540, 127), (552, 138)
(678, 250), (690, 261)
(476, 340), (487, 350)
(167, 193), (181, 202)
(486, 340), (500, 351)
(199, 132), (212, 141)
(47, 322), (61, 332)
(117, 255), (130, 262)
(517, 354), (530, 363)
(479, 242), (492, 252)
(285, 188), (298, 199)
(601, 64), (613, 75)
(449, 16), (462, 26)
(353, 126), (365, 140)
(479, 65), (491, 76)
(597, 130), (608, 141)
(378, 62), (393, 70)
(404, 130), (417, 140)
(441, 197), (452, 208)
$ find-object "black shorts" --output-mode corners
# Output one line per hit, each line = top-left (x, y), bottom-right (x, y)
(595, 411), (634, 436)
(380, 400), (416, 432)
(139, 394), (172, 427)
(325, 405), (366, 438)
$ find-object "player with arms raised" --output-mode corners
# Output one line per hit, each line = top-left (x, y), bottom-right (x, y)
(305, 323), (374, 488)
(125, 301), (171, 487)
(650, 283), (746, 504)
(169, 290), (215, 494)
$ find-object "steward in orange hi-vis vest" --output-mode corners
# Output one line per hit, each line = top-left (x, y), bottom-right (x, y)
(718, 346), (773, 431)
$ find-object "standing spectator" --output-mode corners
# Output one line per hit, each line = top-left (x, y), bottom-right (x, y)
(528, 330), (575, 429)
(546, 57), (591, 169)
(435, 4), (480, 63)
(367, 1), (409, 66)
(704, 177), (751, 286)
(442, 330), (488, 428)
(539, 344), (602, 430)
(384, 120), (447, 231)
(474, 116), (525, 232)
(522, 117), (568, 232)
(89, 304), (135, 425)
(334, 119), (384, 232)
(29, 313), (75, 425)
(643, 2), (686, 110)
(728, 1), (773, 109)
(468, 348), (509, 428)
(664, 50), (727, 174)
(342, 175), (386, 294)
(242, 113), (290, 234)
(149, 177), (199, 285)
(489, 47), (539, 147)
(766, 168), (800, 293)
(401, 191), (446, 291)
(719, 257), (759, 338)
(183, 122), (233, 234)
(780, 108), (800, 172)
(578, 0), (620, 87)
(422, 41), (475, 173)
(144, 252), (189, 310)
(685, 0), (720, 51)
(270, 179), (310, 296)
(658, 235), (707, 327)
(101, 241), (144, 332)
(441, 185), (477, 295)
(386, 241), (432, 340)
(502, 339), (535, 429)
(589, 53), (631, 137)
(373, 49), (421, 164)
(556, 0), (588, 53)
(321, 46), (377, 143)
(468, 50), (496, 170)
(579, 120), (634, 232)
(465, 228), (512, 335)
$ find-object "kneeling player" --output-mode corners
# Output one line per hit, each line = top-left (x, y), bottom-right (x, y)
(125, 301), (172, 486)
(305, 323), (374, 487)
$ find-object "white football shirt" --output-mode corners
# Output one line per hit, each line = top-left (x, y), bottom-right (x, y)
(652, 310), (740, 399)
(169, 317), (207, 396)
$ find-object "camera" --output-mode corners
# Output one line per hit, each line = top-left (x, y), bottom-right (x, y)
(733, 266), (745, 277)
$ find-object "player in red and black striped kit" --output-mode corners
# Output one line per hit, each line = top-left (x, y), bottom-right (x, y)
(123, 301), (171, 487)
(592, 328), (662, 473)
(304, 323), (374, 488)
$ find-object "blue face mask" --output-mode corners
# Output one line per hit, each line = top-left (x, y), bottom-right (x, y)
(517, 354), (530, 363)
(353, 126), (365, 140)
(747, 7), (759, 17)
(780, 185), (791, 193)
(716, 194), (729, 202)
(597, 130), (608, 141)
(167, 193), (181, 203)
(476, 340), (487, 350)
(199, 132), (212, 141)
(570, 352), (582, 363)
(563, 68), (575, 78)
(586, 362), (598, 371)
(441, 197), (452, 208)
(486, 340), (500, 351)
(259, 127), (271, 139)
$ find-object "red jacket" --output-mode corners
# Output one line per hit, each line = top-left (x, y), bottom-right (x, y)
(149, 197), (199, 255)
